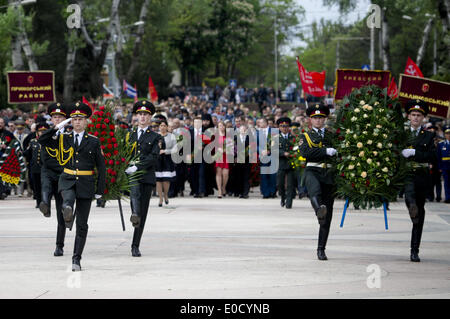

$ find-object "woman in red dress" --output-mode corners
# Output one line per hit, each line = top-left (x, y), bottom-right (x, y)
(215, 121), (230, 198)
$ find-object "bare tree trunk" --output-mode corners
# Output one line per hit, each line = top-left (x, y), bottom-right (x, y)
(437, 0), (450, 69)
(113, 4), (124, 83)
(18, 32), (38, 71)
(381, 8), (390, 71)
(78, 0), (120, 98)
(11, 35), (24, 70)
(63, 30), (78, 102)
(126, 0), (150, 81)
(416, 18), (435, 67)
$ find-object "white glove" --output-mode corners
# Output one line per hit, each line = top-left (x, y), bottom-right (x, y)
(125, 165), (138, 175)
(401, 149), (416, 158)
(56, 118), (71, 130)
(95, 194), (102, 199)
(326, 148), (337, 156)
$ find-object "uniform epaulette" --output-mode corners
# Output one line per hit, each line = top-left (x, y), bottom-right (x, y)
(87, 133), (98, 139)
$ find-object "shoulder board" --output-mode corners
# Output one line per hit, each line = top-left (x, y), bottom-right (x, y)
(87, 134), (98, 139)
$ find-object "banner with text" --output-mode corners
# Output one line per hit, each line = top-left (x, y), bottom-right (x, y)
(334, 69), (390, 100)
(398, 74), (450, 119)
(7, 71), (56, 104)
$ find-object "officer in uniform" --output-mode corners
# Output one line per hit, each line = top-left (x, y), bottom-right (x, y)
(299, 104), (337, 260)
(277, 117), (296, 209)
(125, 100), (161, 257)
(401, 99), (436, 262)
(437, 125), (450, 203)
(39, 102), (106, 271)
(39, 103), (69, 256)
(24, 122), (49, 208)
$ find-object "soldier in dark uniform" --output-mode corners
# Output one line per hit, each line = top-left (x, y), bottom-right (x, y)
(437, 125), (450, 203)
(401, 99), (436, 262)
(39, 102), (106, 271)
(277, 117), (296, 209)
(24, 122), (49, 208)
(38, 103), (69, 257)
(299, 104), (337, 260)
(125, 100), (161, 257)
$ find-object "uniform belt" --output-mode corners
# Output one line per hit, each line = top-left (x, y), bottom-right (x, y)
(306, 162), (332, 168)
(63, 168), (94, 176)
(412, 162), (428, 168)
(442, 157), (450, 161)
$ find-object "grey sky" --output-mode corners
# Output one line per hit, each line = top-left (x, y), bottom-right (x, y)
(283, 0), (371, 52)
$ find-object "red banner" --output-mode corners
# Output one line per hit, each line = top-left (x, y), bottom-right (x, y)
(334, 69), (391, 100)
(296, 57), (328, 97)
(404, 57), (424, 78)
(388, 77), (398, 98)
(7, 71), (56, 104)
(398, 74), (450, 119)
(148, 76), (158, 103)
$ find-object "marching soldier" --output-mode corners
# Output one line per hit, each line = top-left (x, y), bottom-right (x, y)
(39, 103), (69, 257)
(299, 104), (337, 260)
(24, 122), (49, 208)
(401, 99), (436, 262)
(277, 117), (296, 209)
(39, 102), (106, 271)
(437, 125), (450, 203)
(125, 100), (160, 257)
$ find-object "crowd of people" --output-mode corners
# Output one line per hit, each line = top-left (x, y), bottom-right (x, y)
(0, 85), (449, 205)
(1, 86), (450, 266)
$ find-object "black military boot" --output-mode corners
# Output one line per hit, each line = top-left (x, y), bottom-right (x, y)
(405, 196), (419, 224)
(410, 249), (420, 262)
(131, 245), (141, 257)
(311, 196), (327, 224)
(130, 197), (141, 228)
(72, 235), (86, 271)
(39, 192), (51, 217)
(131, 228), (144, 257)
(280, 197), (286, 207)
(62, 205), (73, 228)
(317, 248), (328, 260)
(317, 223), (330, 260)
(54, 225), (66, 256)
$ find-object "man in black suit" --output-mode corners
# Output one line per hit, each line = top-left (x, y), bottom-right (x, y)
(234, 124), (252, 198)
(125, 100), (161, 257)
(277, 117), (296, 209)
(401, 99), (436, 262)
(299, 104), (337, 261)
(38, 103), (68, 257)
(39, 102), (106, 271)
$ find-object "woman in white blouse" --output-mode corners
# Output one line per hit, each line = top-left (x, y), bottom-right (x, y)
(155, 117), (177, 207)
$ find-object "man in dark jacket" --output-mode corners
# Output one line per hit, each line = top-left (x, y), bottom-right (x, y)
(277, 117), (296, 209)
(24, 122), (49, 208)
(39, 102), (106, 271)
(299, 104), (337, 261)
(38, 103), (68, 257)
(401, 99), (436, 262)
(125, 100), (161, 257)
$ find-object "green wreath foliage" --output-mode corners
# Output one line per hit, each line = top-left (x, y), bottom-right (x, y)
(332, 85), (411, 209)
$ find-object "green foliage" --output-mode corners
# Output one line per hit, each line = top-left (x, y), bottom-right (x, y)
(332, 85), (410, 209)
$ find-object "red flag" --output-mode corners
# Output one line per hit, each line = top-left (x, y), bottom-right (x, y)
(388, 77), (398, 98)
(148, 76), (158, 103)
(82, 96), (94, 112)
(404, 57), (424, 78)
(296, 57), (328, 97)
(134, 84), (138, 103)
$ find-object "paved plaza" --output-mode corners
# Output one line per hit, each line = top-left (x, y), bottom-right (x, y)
(0, 191), (449, 299)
